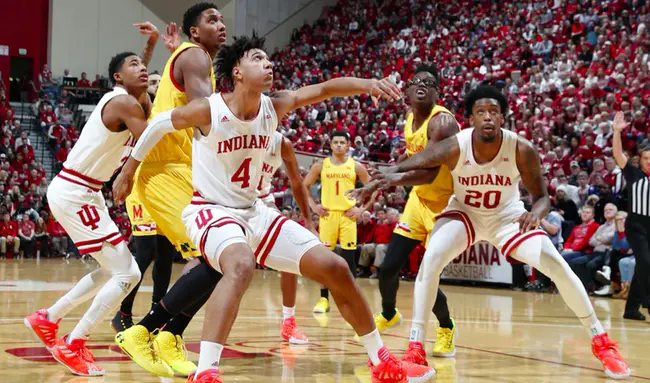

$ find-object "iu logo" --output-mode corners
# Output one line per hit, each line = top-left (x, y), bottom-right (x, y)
(77, 204), (101, 230)
(195, 209), (214, 230)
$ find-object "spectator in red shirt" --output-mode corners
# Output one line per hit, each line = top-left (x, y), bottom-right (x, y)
(55, 141), (72, 171)
(358, 208), (399, 277)
(48, 123), (65, 149)
(28, 169), (42, 186)
(576, 135), (602, 166)
(357, 211), (376, 246)
(91, 74), (101, 87)
(562, 205), (600, 263)
(77, 72), (91, 88)
(0, 213), (20, 258)
(40, 104), (57, 129)
(47, 215), (70, 257)
(18, 214), (35, 258)
(34, 217), (49, 258)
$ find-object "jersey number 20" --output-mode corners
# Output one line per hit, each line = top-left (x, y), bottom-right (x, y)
(232, 158), (263, 191)
(464, 190), (502, 209)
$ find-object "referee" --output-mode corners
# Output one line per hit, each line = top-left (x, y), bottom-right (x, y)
(612, 111), (650, 320)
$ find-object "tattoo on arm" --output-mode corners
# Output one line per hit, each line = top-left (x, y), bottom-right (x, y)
(141, 38), (157, 67)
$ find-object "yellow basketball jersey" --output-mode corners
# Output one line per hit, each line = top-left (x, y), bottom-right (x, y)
(141, 42), (216, 167)
(404, 105), (458, 202)
(320, 157), (357, 211)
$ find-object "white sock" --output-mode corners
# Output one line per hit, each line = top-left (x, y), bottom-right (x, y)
(282, 305), (295, 320)
(359, 328), (384, 366)
(580, 312), (605, 337)
(69, 277), (130, 342)
(48, 267), (110, 321)
(196, 341), (224, 378)
(409, 322), (426, 343)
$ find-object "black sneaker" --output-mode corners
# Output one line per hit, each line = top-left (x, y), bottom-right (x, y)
(623, 311), (646, 321)
(111, 311), (134, 332)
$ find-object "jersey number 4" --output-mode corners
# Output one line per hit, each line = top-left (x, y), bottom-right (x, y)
(464, 190), (502, 209)
(231, 158), (263, 191)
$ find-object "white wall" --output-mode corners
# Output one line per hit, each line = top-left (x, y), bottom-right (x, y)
(235, 0), (337, 51)
(50, 0), (170, 78)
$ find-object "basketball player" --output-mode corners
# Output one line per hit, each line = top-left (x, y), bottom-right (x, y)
(113, 34), (434, 383)
(113, 132), (311, 378)
(303, 130), (374, 313)
(24, 52), (154, 376)
(351, 86), (630, 379)
(112, 22), (180, 334)
(113, 3), (227, 376)
(369, 66), (459, 357)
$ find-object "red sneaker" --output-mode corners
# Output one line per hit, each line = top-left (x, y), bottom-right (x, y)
(369, 346), (435, 382)
(188, 368), (223, 383)
(51, 336), (104, 376)
(24, 309), (59, 350)
(591, 333), (631, 379)
(280, 317), (309, 345)
(402, 341), (428, 366)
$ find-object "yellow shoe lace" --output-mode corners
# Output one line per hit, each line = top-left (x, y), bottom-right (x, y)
(174, 336), (189, 361)
(149, 330), (164, 363)
(435, 327), (453, 350)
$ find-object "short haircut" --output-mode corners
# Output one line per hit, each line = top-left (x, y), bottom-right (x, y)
(331, 130), (350, 142)
(108, 52), (137, 85)
(375, 207), (386, 214)
(582, 205), (595, 213)
(639, 138), (650, 153)
(464, 85), (509, 118)
(413, 65), (440, 86)
(182, 2), (219, 37)
(215, 32), (266, 91)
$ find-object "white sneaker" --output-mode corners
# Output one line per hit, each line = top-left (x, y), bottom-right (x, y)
(594, 285), (613, 296)
(596, 266), (611, 285)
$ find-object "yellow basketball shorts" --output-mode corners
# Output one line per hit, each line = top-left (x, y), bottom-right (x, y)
(125, 187), (157, 236)
(319, 210), (357, 250)
(135, 163), (199, 258)
(393, 192), (448, 243)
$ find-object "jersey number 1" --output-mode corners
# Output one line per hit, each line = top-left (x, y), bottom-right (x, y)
(464, 190), (502, 209)
(232, 158), (263, 190)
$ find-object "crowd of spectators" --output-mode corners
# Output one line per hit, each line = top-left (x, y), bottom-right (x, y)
(264, 0), (649, 294)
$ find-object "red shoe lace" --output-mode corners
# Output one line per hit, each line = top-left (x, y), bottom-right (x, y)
(374, 353), (405, 381)
(68, 340), (95, 362)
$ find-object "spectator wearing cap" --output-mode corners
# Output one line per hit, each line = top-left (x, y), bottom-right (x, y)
(351, 135), (369, 160)
(568, 160), (582, 185)
(554, 185), (580, 224)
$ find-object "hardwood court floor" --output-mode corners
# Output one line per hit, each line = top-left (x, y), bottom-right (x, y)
(0, 258), (648, 382)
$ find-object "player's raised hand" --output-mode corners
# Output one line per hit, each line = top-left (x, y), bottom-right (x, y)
(613, 111), (629, 133)
(112, 169), (135, 205)
(134, 22), (160, 39)
(514, 211), (542, 233)
(162, 22), (181, 53)
(370, 78), (401, 104)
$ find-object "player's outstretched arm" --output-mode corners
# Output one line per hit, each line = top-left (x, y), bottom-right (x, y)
(516, 137), (551, 232)
(281, 137), (315, 233)
(392, 134), (460, 174)
(271, 77), (401, 119)
(112, 98), (211, 203)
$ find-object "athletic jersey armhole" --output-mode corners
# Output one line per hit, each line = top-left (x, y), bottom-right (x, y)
(169, 46), (199, 92)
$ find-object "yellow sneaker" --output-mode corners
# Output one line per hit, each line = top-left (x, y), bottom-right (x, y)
(354, 309), (403, 340)
(313, 297), (330, 313)
(432, 318), (457, 357)
(155, 331), (197, 377)
(115, 325), (174, 377)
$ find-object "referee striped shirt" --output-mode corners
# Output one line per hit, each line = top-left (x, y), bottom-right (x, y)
(623, 163), (650, 217)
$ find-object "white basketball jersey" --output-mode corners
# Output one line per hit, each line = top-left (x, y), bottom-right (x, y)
(260, 132), (284, 195)
(192, 93), (279, 208)
(63, 87), (136, 182)
(450, 128), (523, 216)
